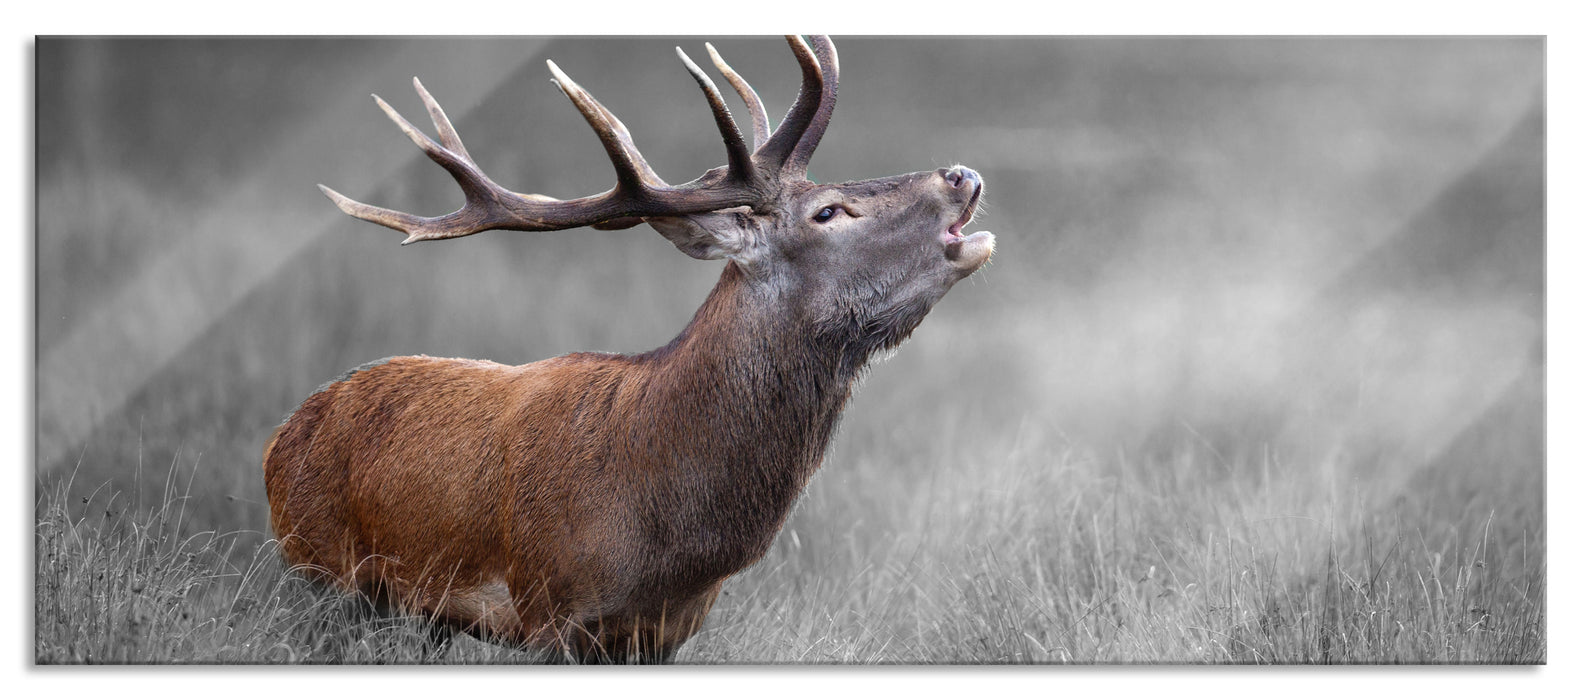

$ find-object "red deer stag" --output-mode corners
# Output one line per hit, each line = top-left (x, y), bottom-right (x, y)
(265, 36), (994, 663)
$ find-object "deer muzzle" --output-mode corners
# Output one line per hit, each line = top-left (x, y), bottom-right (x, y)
(940, 166), (994, 273)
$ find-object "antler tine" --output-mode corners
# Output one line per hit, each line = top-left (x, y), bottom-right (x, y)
(546, 60), (665, 192)
(705, 42), (771, 150)
(754, 35), (824, 175)
(784, 36), (839, 176)
(412, 77), (472, 162)
(319, 183), (430, 234)
(676, 47), (754, 182)
(372, 94), (490, 191)
(548, 66), (666, 189)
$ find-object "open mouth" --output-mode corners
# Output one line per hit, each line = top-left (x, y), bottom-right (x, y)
(946, 182), (982, 237)
(941, 178), (994, 270)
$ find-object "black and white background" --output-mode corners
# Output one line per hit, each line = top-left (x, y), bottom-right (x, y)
(18, 7), (1567, 690)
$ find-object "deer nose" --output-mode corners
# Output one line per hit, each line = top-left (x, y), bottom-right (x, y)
(942, 165), (981, 190)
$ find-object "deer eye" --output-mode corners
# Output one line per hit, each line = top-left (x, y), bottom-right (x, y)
(812, 206), (839, 223)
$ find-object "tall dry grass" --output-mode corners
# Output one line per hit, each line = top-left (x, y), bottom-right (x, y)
(35, 397), (1544, 664)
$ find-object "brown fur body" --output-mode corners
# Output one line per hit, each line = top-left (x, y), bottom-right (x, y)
(264, 264), (854, 661)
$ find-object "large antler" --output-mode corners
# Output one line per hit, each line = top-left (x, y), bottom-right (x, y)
(321, 36), (840, 244)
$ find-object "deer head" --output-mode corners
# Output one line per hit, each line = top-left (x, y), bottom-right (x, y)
(319, 36), (993, 361)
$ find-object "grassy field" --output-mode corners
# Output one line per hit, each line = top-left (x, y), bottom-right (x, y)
(34, 376), (1544, 664)
(33, 37), (1545, 665)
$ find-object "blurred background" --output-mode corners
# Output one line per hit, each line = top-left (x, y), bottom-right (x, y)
(35, 36), (1541, 568)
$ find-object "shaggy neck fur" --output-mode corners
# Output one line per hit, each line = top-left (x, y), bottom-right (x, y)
(622, 261), (900, 592)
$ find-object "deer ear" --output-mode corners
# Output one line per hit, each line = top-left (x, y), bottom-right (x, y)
(645, 212), (756, 261)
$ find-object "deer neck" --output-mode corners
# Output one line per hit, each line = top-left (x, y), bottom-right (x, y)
(627, 262), (862, 567)
(645, 261), (862, 472)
